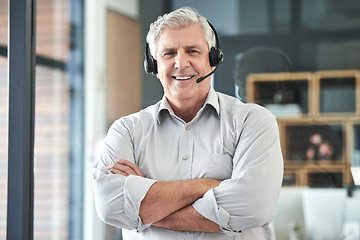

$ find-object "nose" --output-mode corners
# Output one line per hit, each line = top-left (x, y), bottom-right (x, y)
(174, 50), (190, 70)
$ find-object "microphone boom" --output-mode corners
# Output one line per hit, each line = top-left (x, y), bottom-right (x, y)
(196, 67), (217, 84)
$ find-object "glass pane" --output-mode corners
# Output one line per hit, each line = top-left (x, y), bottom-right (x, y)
(36, 0), (70, 62)
(272, 0), (291, 33)
(172, 0), (242, 36)
(172, 0), (291, 36)
(34, 0), (71, 239)
(302, 0), (360, 31)
(0, 0), (8, 238)
(34, 65), (70, 239)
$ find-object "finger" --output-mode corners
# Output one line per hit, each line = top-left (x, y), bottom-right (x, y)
(115, 159), (144, 177)
(107, 163), (136, 176)
(111, 163), (138, 176)
(105, 164), (115, 170)
(109, 168), (129, 176)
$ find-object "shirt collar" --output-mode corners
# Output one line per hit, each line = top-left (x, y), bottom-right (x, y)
(157, 87), (220, 124)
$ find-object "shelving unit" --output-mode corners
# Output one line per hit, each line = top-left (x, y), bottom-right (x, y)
(247, 70), (359, 187)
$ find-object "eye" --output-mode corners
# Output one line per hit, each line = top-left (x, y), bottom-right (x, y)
(187, 49), (200, 55)
(188, 49), (198, 53)
(163, 51), (176, 58)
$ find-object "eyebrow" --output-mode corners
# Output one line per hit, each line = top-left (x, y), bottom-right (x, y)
(185, 45), (201, 50)
(161, 47), (176, 52)
(160, 45), (202, 52)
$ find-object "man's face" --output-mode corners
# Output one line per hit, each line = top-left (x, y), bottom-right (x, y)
(155, 23), (213, 106)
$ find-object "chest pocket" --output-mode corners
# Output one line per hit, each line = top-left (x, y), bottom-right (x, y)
(205, 153), (233, 180)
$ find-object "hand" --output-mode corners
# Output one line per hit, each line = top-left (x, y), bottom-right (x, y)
(106, 159), (144, 177)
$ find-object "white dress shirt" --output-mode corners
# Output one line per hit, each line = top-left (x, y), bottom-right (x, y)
(93, 87), (284, 239)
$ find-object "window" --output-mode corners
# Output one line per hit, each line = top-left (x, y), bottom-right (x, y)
(3, 0), (84, 239)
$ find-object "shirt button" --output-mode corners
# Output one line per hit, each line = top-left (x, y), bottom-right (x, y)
(182, 155), (188, 160)
(185, 125), (190, 130)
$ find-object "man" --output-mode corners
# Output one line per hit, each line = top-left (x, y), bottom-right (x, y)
(93, 7), (283, 239)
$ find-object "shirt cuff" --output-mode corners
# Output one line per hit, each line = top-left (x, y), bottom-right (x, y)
(123, 175), (157, 232)
(192, 189), (241, 236)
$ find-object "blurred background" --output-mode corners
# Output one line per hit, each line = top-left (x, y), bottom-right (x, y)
(1, 0), (360, 239)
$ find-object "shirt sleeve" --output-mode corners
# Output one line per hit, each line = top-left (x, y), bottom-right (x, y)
(193, 106), (284, 235)
(92, 119), (157, 231)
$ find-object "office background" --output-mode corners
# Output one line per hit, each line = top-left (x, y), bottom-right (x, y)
(1, 0), (360, 239)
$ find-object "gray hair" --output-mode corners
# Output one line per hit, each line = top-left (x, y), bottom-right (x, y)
(146, 7), (216, 59)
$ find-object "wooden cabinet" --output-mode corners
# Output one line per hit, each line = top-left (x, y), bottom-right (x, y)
(247, 70), (360, 187)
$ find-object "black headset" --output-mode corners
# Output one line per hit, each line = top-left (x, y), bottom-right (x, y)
(144, 20), (224, 75)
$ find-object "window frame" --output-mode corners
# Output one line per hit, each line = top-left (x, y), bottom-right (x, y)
(7, 0), (36, 239)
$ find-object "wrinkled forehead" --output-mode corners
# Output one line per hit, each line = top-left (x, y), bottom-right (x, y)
(156, 24), (208, 51)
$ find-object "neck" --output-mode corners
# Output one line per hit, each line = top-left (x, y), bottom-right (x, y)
(167, 96), (207, 123)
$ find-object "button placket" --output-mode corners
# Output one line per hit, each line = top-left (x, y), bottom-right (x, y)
(178, 122), (195, 180)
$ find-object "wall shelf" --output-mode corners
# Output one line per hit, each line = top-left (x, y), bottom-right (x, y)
(247, 70), (359, 187)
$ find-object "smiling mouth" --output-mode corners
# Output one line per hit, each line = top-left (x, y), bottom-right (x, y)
(172, 75), (194, 81)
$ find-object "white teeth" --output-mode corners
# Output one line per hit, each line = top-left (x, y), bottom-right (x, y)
(175, 76), (191, 80)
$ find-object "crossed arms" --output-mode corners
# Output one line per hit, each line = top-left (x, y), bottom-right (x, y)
(106, 159), (222, 232)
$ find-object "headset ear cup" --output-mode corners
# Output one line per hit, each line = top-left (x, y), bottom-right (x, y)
(144, 57), (158, 74)
(144, 58), (151, 74)
(152, 58), (158, 74)
(207, 20), (224, 67)
(144, 43), (158, 74)
(209, 47), (224, 67)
